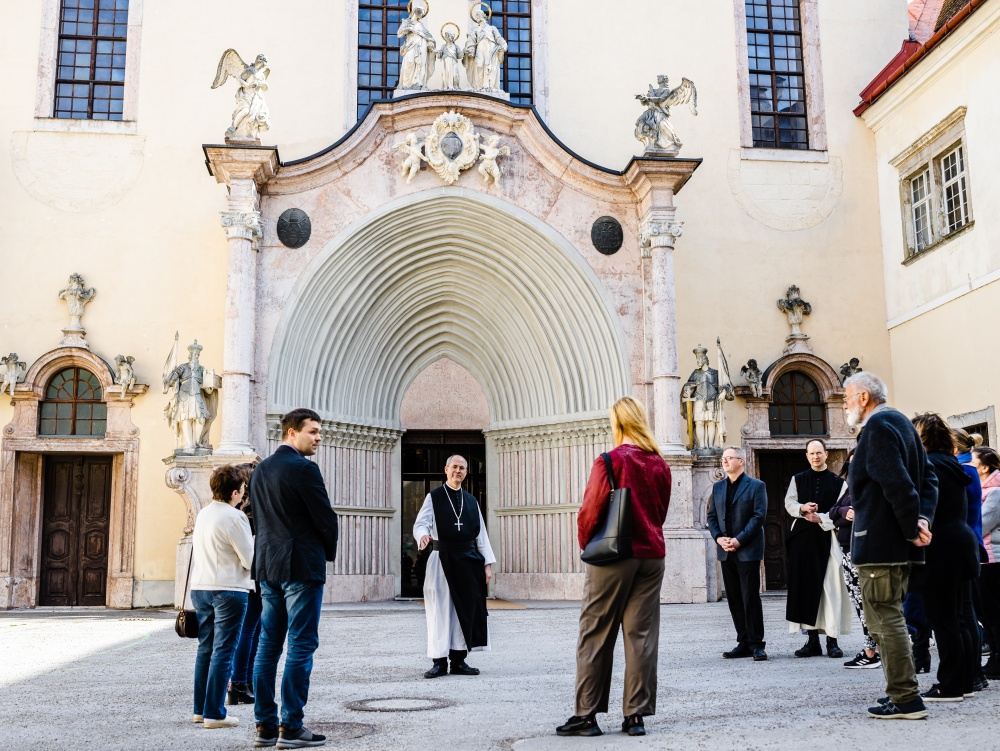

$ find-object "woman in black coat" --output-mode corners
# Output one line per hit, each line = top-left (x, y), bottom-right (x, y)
(911, 413), (981, 702)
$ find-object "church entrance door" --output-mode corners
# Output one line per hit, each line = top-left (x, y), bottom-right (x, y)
(39, 455), (113, 606)
(757, 450), (809, 590)
(400, 431), (486, 598)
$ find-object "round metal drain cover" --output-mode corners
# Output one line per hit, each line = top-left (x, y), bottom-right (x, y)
(345, 696), (455, 713)
(306, 722), (377, 739)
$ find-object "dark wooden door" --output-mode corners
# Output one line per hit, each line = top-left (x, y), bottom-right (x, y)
(40, 456), (112, 606)
(757, 451), (809, 590)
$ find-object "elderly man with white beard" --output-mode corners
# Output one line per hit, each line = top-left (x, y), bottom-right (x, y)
(843, 372), (937, 720)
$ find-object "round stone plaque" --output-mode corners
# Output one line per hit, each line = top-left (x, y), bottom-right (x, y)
(591, 216), (624, 255)
(345, 696), (455, 713)
(277, 208), (312, 249)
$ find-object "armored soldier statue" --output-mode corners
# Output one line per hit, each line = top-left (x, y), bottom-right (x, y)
(681, 344), (733, 453)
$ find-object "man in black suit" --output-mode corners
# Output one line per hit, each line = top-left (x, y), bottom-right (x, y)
(844, 372), (936, 720)
(251, 408), (339, 749)
(707, 446), (769, 661)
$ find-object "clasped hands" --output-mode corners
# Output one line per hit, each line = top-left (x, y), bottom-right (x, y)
(799, 502), (821, 524)
(717, 536), (741, 553)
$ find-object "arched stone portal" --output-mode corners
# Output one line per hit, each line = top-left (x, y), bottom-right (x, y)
(268, 191), (632, 600)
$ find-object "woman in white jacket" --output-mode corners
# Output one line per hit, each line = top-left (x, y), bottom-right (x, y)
(190, 465), (254, 728)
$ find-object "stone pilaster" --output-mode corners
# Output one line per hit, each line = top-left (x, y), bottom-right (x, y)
(204, 146), (278, 455)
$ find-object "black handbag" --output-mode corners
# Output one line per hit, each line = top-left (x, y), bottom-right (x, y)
(580, 452), (633, 566)
(174, 548), (199, 638)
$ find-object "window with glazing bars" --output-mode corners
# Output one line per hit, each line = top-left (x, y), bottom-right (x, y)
(941, 146), (969, 234)
(482, 1), (532, 105)
(768, 371), (826, 436)
(39, 368), (107, 437)
(909, 168), (933, 252)
(746, 0), (808, 149)
(54, 0), (129, 120)
(358, 0), (405, 120)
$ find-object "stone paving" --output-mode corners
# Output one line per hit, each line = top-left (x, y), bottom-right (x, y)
(0, 597), (995, 750)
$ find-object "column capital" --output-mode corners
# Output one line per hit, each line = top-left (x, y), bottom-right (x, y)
(221, 210), (263, 247)
(640, 220), (684, 255)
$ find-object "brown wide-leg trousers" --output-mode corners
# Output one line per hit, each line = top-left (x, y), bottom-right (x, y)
(574, 557), (665, 717)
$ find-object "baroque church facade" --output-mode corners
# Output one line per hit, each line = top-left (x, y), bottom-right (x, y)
(2, 0), (991, 609)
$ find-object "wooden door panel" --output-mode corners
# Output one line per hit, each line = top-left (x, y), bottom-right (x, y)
(40, 456), (112, 606)
(758, 451), (809, 590)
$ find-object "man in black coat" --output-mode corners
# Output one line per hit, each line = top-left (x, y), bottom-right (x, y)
(250, 408), (339, 748)
(707, 446), (769, 661)
(845, 373), (936, 720)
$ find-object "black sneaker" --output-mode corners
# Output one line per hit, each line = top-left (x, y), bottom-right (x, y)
(868, 698), (928, 719)
(844, 652), (881, 669)
(921, 684), (963, 702)
(622, 714), (645, 736)
(556, 714), (602, 737)
(276, 725), (327, 749)
(254, 723), (279, 748)
(972, 676), (990, 692)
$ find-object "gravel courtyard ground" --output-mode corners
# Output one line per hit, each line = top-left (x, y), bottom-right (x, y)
(0, 596), (994, 750)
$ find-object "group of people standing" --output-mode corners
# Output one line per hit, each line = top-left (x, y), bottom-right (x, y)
(184, 374), (1000, 746)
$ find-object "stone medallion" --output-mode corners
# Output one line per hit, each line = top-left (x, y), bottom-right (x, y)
(591, 216), (624, 255)
(276, 208), (312, 249)
(423, 110), (481, 184)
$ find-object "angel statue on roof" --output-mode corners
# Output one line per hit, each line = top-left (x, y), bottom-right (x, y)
(211, 49), (271, 142)
(634, 75), (698, 153)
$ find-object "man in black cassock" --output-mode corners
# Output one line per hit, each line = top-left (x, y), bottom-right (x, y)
(784, 439), (851, 657)
(413, 454), (496, 678)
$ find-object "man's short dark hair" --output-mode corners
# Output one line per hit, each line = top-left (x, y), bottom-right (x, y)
(281, 408), (321, 437)
(210, 464), (246, 502)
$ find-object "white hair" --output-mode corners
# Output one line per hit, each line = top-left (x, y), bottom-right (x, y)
(722, 446), (746, 461)
(844, 372), (888, 404)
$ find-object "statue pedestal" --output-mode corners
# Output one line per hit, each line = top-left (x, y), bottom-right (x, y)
(660, 453), (722, 603)
(164, 452), (258, 607)
(783, 333), (812, 355)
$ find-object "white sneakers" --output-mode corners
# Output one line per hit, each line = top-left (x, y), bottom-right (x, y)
(204, 716), (240, 729)
(193, 715), (203, 723)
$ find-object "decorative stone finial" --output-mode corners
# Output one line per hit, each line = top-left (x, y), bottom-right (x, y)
(778, 284), (812, 354)
(1, 353), (27, 398)
(211, 49), (270, 144)
(58, 273), (96, 348)
(634, 75), (698, 154)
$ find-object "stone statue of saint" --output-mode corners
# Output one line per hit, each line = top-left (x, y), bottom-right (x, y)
(1, 353), (26, 398)
(634, 75), (698, 152)
(681, 344), (734, 453)
(740, 359), (763, 398)
(437, 24), (463, 90)
(397, 4), (436, 90)
(211, 49), (271, 142)
(464, 4), (507, 93)
(162, 334), (220, 455)
(114, 354), (136, 400)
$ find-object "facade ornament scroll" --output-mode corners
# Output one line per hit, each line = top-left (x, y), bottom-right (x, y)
(57, 273), (97, 348)
(221, 210), (263, 249)
(394, 111), (509, 187)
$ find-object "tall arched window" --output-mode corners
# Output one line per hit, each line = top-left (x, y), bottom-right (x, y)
(39, 367), (107, 436)
(768, 371), (825, 436)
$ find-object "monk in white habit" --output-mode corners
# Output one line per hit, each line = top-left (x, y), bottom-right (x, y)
(414, 454), (496, 678)
(785, 439), (853, 656)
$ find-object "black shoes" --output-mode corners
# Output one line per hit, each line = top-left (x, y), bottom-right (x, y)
(276, 725), (327, 748)
(622, 715), (645, 736)
(723, 645), (753, 659)
(826, 637), (843, 659)
(450, 660), (480, 676)
(914, 653), (932, 674)
(254, 723), (279, 748)
(867, 697), (928, 720)
(795, 632), (822, 658)
(424, 659), (448, 679)
(753, 647), (768, 661)
(556, 714), (602, 737)
(921, 684), (963, 702)
(226, 680), (254, 706)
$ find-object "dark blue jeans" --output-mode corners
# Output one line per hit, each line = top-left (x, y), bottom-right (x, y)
(253, 581), (324, 730)
(231, 589), (262, 683)
(192, 589), (249, 721)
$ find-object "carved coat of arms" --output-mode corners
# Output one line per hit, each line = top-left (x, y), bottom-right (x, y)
(424, 110), (481, 184)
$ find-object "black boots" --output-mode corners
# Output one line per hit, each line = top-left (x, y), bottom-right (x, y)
(424, 658), (448, 679)
(448, 649), (479, 675)
(226, 681), (254, 705)
(795, 631), (822, 657)
(826, 637), (843, 659)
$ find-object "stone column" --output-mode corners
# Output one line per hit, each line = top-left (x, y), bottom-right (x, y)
(203, 147), (278, 455)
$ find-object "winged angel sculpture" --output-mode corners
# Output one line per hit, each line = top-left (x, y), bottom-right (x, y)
(211, 49), (270, 142)
(635, 75), (698, 153)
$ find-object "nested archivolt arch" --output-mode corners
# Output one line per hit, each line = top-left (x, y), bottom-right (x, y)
(268, 189), (630, 429)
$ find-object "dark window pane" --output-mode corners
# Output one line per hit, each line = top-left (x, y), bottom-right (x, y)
(53, 0), (129, 120)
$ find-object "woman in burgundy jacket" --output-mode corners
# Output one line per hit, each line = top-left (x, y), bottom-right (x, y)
(556, 397), (672, 739)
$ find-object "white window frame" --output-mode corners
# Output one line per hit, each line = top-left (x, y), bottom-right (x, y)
(892, 107), (974, 262)
(33, 0), (143, 134)
(733, 0), (828, 160)
(941, 145), (969, 233)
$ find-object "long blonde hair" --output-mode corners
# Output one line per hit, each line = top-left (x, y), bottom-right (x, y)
(610, 396), (661, 454)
